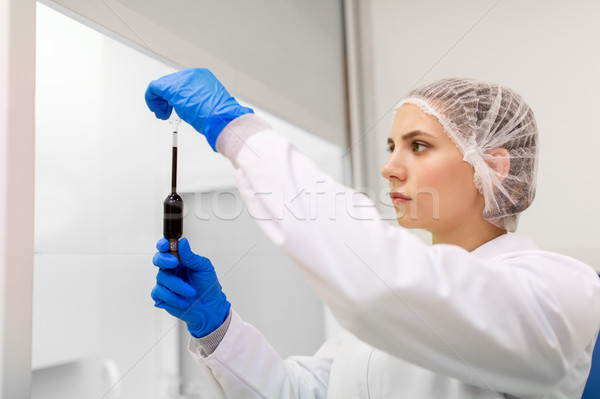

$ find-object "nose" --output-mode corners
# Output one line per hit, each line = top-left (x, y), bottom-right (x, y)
(381, 150), (408, 183)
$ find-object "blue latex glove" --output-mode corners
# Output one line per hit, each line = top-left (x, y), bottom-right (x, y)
(151, 237), (231, 338)
(145, 68), (254, 151)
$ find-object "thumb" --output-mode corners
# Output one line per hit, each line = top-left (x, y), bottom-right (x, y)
(178, 238), (212, 271)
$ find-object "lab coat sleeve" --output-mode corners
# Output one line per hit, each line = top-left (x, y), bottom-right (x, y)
(215, 114), (600, 397)
(195, 309), (233, 356)
(188, 310), (342, 399)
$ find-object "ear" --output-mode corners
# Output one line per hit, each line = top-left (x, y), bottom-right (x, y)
(486, 148), (510, 182)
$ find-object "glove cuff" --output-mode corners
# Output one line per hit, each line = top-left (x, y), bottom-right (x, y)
(205, 107), (254, 151)
(187, 299), (231, 338)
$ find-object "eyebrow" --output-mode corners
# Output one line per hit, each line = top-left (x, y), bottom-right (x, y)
(387, 130), (436, 144)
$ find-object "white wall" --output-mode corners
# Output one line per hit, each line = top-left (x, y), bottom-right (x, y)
(357, 0), (600, 270)
(33, 3), (345, 398)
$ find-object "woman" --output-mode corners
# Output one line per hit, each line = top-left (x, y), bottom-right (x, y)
(148, 69), (600, 398)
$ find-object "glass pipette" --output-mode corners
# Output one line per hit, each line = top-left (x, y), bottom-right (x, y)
(163, 116), (183, 260)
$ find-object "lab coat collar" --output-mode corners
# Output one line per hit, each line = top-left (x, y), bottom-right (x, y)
(470, 233), (539, 260)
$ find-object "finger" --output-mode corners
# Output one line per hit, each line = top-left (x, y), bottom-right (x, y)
(156, 269), (197, 297)
(156, 237), (170, 252)
(178, 238), (212, 271)
(177, 237), (194, 265)
(151, 283), (189, 309)
(145, 83), (173, 120)
(154, 300), (191, 318)
(152, 251), (178, 269)
(150, 288), (164, 307)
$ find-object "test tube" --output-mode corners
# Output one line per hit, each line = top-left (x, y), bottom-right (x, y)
(163, 116), (183, 260)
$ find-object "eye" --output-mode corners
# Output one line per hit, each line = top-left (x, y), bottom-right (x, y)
(386, 142), (395, 153)
(411, 141), (429, 153)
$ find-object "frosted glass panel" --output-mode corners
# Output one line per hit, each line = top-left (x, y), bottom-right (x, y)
(36, 5), (170, 255)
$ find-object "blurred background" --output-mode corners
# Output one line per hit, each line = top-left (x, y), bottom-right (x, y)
(1, 0), (599, 397)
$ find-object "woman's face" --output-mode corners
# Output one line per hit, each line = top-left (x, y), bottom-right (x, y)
(381, 103), (485, 234)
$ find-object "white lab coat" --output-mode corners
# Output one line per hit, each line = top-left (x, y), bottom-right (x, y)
(188, 115), (600, 398)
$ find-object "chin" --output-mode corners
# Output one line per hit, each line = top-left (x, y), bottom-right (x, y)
(396, 217), (420, 229)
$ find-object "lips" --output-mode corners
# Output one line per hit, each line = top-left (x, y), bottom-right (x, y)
(390, 191), (411, 204)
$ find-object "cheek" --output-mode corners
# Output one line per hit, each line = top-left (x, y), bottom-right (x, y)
(415, 159), (478, 208)
(415, 158), (463, 189)
(441, 163), (480, 210)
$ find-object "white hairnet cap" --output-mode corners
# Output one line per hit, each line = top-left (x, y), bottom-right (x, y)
(396, 78), (538, 232)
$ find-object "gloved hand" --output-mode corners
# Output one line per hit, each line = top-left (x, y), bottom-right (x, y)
(145, 68), (254, 151)
(151, 237), (231, 338)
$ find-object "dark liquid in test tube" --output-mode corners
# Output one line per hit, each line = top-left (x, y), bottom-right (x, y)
(164, 192), (183, 239)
